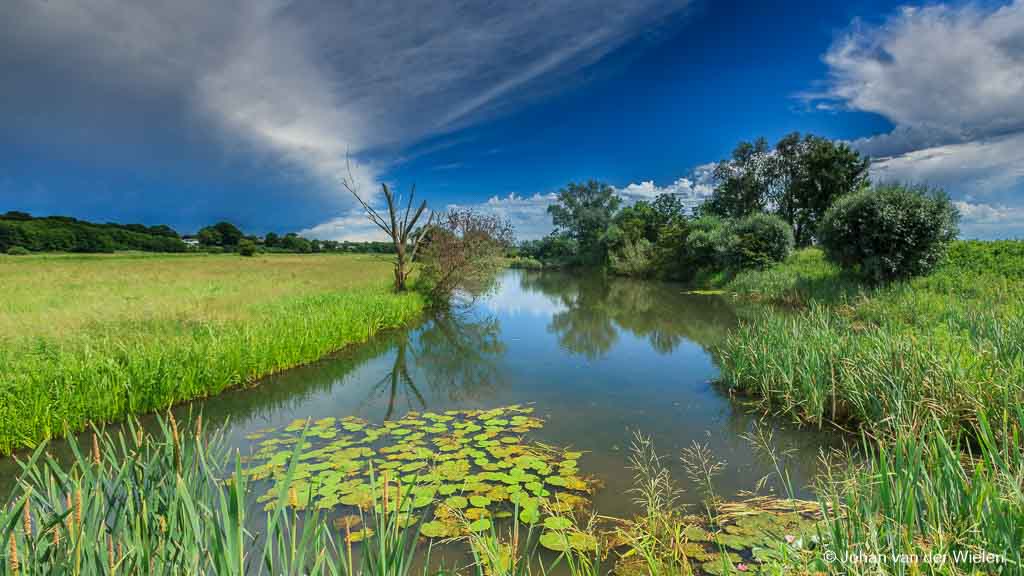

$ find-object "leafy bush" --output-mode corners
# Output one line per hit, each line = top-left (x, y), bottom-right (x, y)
(238, 238), (257, 257)
(6, 246), (30, 256)
(818, 184), (959, 282)
(722, 212), (793, 270)
(609, 237), (653, 276)
(508, 256), (543, 270)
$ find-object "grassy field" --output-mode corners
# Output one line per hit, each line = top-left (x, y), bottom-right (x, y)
(0, 252), (424, 454)
(715, 241), (1024, 573)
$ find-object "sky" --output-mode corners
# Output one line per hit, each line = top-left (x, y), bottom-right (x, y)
(1, 0), (1022, 240)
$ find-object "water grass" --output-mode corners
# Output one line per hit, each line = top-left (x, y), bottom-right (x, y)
(0, 253), (424, 454)
(713, 241), (1024, 574)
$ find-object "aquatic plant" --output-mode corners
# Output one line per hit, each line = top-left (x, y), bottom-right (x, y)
(243, 405), (596, 546)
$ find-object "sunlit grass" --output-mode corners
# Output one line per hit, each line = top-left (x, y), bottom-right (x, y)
(0, 253), (424, 454)
(714, 241), (1024, 574)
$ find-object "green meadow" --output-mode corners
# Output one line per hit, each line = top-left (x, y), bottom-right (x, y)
(0, 252), (424, 454)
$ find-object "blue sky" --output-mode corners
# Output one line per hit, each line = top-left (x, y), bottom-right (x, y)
(2, 0), (1022, 240)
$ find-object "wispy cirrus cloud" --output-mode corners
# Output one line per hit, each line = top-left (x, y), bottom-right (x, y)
(2, 0), (691, 231)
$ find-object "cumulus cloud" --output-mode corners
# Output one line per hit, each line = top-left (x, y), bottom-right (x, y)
(2, 0), (690, 228)
(616, 163), (716, 210)
(954, 201), (1024, 239)
(823, 1), (1024, 155)
(816, 1), (1024, 237)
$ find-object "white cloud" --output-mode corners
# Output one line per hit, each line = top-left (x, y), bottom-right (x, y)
(817, 1), (1024, 237)
(954, 201), (1024, 239)
(4, 0), (691, 217)
(870, 132), (1024, 196)
(616, 163), (716, 209)
(299, 210), (390, 242)
(825, 1), (1024, 154)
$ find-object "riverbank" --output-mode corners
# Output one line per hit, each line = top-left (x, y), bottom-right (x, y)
(714, 240), (1024, 572)
(0, 252), (424, 454)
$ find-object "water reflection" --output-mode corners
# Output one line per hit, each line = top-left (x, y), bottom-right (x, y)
(1, 269), (840, 516)
(364, 311), (506, 419)
(517, 270), (738, 358)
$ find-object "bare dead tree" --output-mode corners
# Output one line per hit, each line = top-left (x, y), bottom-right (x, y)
(342, 159), (431, 292)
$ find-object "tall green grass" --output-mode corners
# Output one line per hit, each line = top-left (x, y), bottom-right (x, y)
(813, 411), (1024, 574)
(0, 254), (424, 454)
(714, 241), (1024, 574)
(716, 243), (1024, 443)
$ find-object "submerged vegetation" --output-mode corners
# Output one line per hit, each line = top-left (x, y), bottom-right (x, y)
(0, 253), (424, 454)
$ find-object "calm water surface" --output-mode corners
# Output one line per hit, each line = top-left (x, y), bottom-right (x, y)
(200, 269), (832, 513)
(2, 269), (839, 516)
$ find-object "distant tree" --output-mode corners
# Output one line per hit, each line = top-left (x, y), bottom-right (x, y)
(238, 238), (257, 256)
(651, 193), (687, 228)
(277, 233), (310, 253)
(702, 137), (773, 219)
(343, 163), (431, 292)
(548, 180), (621, 264)
(212, 222), (243, 246)
(147, 224), (180, 238)
(0, 211), (32, 221)
(196, 227), (223, 247)
(264, 232), (279, 248)
(612, 200), (659, 244)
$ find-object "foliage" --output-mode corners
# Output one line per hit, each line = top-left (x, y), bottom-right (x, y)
(197, 221), (244, 247)
(702, 137), (773, 219)
(721, 213), (793, 270)
(0, 253), (424, 454)
(507, 257), (543, 270)
(238, 238), (258, 256)
(547, 181), (621, 265)
(608, 237), (653, 277)
(244, 405), (595, 542)
(818, 183), (960, 282)
(771, 133), (870, 246)
(418, 209), (514, 303)
(809, 413), (1024, 575)
(702, 133), (869, 246)
(5, 246), (30, 256)
(0, 212), (185, 253)
(517, 235), (580, 269)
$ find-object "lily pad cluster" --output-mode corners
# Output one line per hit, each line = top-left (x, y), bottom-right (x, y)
(242, 405), (595, 541)
(611, 497), (822, 576)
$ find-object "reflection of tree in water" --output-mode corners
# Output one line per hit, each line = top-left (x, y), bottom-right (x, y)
(363, 310), (506, 418)
(518, 270), (738, 359)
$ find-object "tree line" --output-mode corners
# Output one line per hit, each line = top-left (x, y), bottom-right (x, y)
(517, 132), (959, 282)
(0, 211), (400, 256)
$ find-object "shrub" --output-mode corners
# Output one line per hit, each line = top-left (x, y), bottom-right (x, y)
(818, 184), (959, 282)
(238, 238), (257, 257)
(609, 237), (653, 276)
(508, 256), (543, 270)
(723, 213), (793, 270)
(6, 246), (30, 256)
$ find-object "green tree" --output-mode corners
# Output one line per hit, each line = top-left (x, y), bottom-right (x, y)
(547, 180), (621, 264)
(238, 238), (257, 256)
(264, 232), (279, 247)
(702, 137), (772, 219)
(774, 133), (870, 246)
